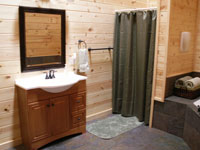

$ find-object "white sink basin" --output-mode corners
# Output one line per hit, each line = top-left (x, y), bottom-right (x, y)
(15, 72), (87, 93)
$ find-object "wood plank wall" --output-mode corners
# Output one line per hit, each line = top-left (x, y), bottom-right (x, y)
(0, 0), (148, 149)
(150, 0), (200, 127)
(149, 0), (169, 102)
(147, 0), (157, 7)
(149, 0), (200, 127)
(148, 0), (170, 127)
(194, 1), (200, 72)
(167, 0), (198, 77)
(151, 0), (199, 103)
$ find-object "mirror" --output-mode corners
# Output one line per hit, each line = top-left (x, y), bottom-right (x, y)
(19, 6), (66, 72)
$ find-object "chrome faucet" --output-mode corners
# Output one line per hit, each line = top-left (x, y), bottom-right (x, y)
(45, 70), (56, 79)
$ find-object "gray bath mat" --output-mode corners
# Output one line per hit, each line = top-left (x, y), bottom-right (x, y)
(86, 114), (143, 139)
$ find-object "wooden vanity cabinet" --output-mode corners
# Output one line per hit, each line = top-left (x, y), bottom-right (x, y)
(17, 80), (86, 150)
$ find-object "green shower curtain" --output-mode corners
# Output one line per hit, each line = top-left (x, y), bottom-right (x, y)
(112, 10), (157, 125)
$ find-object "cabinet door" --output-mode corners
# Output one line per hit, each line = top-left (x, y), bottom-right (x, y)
(28, 100), (51, 142)
(50, 96), (70, 135)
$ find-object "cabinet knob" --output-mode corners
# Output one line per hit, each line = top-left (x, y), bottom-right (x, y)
(77, 100), (80, 103)
(52, 103), (55, 107)
(77, 117), (81, 121)
(46, 104), (50, 107)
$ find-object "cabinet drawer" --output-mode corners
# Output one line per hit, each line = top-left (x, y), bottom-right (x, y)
(71, 110), (86, 128)
(70, 92), (86, 112)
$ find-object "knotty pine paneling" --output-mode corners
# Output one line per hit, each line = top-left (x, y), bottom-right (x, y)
(0, 0), (148, 148)
(0, 34), (19, 48)
(0, 124), (21, 144)
(0, 74), (20, 89)
(0, 137), (21, 150)
(167, 0), (198, 77)
(81, 0), (147, 7)
(67, 22), (114, 34)
(0, 47), (20, 62)
(87, 80), (112, 94)
(0, 112), (19, 127)
(67, 33), (113, 45)
(147, 0), (157, 7)
(151, 0), (199, 103)
(87, 89), (112, 107)
(194, 1), (200, 72)
(0, 100), (18, 115)
(149, 0), (167, 102)
(0, 88), (15, 102)
(0, 61), (20, 75)
(150, 0), (199, 127)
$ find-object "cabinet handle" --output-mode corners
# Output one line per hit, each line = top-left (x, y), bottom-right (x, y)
(76, 100), (80, 103)
(46, 104), (50, 107)
(77, 117), (81, 121)
(52, 103), (55, 107)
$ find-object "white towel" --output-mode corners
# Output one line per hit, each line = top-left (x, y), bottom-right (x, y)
(185, 77), (200, 91)
(175, 76), (192, 89)
(78, 48), (90, 72)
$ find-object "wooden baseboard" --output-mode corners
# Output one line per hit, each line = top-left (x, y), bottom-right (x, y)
(86, 108), (112, 122)
(0, 138), (22, 150)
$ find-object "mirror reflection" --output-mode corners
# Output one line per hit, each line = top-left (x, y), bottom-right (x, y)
(19, 7), (65, 72)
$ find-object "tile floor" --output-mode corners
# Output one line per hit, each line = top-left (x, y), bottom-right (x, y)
(10, 125), (190, 150)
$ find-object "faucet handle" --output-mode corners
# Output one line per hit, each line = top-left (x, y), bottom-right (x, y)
(52, 71), (55, 79)
(43, 72), (49, 79)
(49, 70), (56, 79)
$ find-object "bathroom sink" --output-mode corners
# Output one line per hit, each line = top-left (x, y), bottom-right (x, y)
(15, 72), (87, 93)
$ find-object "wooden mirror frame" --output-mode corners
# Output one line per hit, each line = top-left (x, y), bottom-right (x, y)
(19, 6), (66, 72)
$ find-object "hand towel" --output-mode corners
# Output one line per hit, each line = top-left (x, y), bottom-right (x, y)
(186, 77), (200, 91)
(78, 48), (90, 72)
(175, 76), (192, 89)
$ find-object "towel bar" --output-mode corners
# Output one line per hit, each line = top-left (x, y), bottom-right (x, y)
(78, 40), (113, 51)
(88, 47), (113, 51)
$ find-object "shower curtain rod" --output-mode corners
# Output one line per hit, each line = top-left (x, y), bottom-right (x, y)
(115, 7), (157, 13)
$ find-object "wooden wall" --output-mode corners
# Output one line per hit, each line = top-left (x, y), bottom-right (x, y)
(147, 0), (157, 7)
(0, 0), (148, 149)
(149, 0), (169, 127)
(150, 0), (169, 102)
(151, 0), (198, 102)
(194, 1), (200, 72)
(167, 0), (198, 77)
(150, 0), (200, 127)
